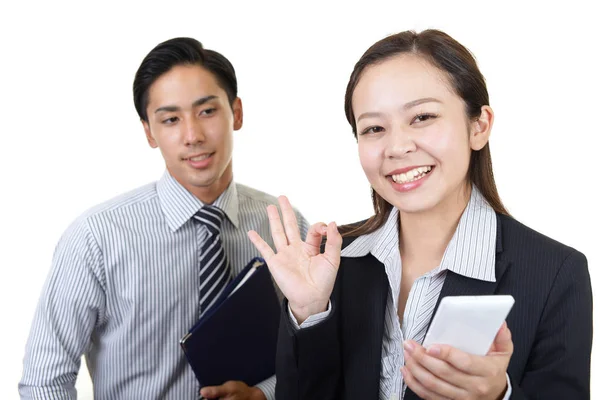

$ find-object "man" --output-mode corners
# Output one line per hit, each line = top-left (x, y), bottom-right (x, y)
(19, 37), (308, 400)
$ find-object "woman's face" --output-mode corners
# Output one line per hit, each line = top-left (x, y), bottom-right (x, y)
(353, 54), (491, 215)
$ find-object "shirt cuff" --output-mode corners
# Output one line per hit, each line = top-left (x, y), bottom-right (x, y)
(288, 301), (332, 329)
(254, 374), (276, 400)
(502, 372), (512, 399)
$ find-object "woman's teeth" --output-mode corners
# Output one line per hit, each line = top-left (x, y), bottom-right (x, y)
(391, 166), (432, 184)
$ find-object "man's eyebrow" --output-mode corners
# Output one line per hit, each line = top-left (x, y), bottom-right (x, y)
(154, 95), (219, 114)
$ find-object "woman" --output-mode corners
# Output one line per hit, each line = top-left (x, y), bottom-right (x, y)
(248, 29), (592, 400)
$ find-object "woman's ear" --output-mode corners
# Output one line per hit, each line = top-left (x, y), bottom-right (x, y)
(470, 105), (494, 151)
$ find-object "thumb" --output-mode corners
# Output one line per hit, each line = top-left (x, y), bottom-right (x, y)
(305, 222), (327, 254)
(490, 321), (513, 355)
(323, 222), (342, 267)
(200, 384), (226, 398)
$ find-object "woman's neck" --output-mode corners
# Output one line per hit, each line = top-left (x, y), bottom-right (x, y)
(398, 184), (472, 271)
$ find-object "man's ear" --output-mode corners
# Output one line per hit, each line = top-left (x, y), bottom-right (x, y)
(143, 120), (158, 148)
(232, 97), (243, 131)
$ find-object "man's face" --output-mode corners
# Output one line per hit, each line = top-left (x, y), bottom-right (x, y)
(143, 64), (242, 203)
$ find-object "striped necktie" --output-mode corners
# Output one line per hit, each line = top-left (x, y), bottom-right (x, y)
(193, 205), (232, 315)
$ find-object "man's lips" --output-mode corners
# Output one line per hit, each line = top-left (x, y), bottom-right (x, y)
(183, 152), (214, 162)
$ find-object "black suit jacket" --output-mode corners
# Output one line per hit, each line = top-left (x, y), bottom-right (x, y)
(275, 214), (593, 399)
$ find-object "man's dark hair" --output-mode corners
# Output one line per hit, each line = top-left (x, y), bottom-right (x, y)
(133, 37), (238, 122)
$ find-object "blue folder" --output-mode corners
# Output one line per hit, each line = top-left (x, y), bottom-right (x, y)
(179, 257), (280, 388)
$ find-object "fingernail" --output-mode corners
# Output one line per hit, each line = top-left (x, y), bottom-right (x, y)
(403, 340), (414, 354)
(427, 346), (441, 356)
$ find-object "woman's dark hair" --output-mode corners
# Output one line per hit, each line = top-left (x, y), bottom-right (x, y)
(340, 29), (508, 237)
(133, 37), (237, 122)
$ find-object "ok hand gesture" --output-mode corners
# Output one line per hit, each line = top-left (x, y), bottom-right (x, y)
(248, 196), (342, 324)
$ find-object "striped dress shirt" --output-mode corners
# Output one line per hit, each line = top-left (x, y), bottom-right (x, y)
(20, 171), (309, 400)
(294, 187), (511, 399)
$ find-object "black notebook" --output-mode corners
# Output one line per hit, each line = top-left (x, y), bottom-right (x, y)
(180, 257), (280, 388)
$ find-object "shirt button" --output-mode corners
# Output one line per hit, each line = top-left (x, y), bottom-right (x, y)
(389, 395), (399, 400)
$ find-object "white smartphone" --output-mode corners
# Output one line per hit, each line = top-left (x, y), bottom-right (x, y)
(422, 295), (515, 356)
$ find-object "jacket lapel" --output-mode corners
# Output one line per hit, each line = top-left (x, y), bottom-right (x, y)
(404, 214), (510, 400)
(432, 213), (509, 325)
(343, 254), (389, 399)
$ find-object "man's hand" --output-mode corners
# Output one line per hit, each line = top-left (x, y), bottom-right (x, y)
(200, 380), (266, 400)
(401, 322), (513, 400)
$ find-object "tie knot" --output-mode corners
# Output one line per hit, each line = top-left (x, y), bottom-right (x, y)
(193, 205), (226, 235)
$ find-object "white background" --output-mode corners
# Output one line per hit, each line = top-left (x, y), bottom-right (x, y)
(1, 1), (598, 398)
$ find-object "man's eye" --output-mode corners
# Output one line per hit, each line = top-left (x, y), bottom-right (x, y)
(200, 108), (216, 116)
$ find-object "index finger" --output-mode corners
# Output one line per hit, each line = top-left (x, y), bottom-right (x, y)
(429, 345), (493, 377)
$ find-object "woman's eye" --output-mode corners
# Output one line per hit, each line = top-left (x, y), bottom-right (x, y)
(162, 117), (179, 125)
(412, 113), (437, 124)
(361, 126), (385, 135)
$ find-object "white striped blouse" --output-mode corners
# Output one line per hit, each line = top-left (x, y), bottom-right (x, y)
(20, 171), (309, 400)
(294, 187), (510, 399)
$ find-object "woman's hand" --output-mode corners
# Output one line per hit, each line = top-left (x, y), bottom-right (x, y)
(402, 322), (514, 400)
(248, 196), (342, 324)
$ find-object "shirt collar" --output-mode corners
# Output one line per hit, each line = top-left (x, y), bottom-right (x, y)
(156, 171), (240, 232)
(341, 207), (400, 263)
(341, 186), (497, 282)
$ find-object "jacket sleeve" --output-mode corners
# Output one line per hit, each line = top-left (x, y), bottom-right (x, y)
(509, 250), (592, 399)
(275, 277), (343, 400)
